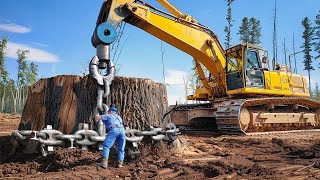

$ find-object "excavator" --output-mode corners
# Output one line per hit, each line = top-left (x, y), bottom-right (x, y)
(90, 0), (320, 135)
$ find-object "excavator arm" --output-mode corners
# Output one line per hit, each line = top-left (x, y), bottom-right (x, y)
(93, 0), (228, 97)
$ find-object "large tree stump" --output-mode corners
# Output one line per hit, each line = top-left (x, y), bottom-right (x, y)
(19, 75), (168, 133)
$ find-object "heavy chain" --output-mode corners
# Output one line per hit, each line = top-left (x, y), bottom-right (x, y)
(89, 45), (116, 140)
(11, 124), (180, 157)
(89, 55), (115, 114)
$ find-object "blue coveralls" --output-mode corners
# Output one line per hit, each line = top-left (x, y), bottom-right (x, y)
(100, 112), (126, 161)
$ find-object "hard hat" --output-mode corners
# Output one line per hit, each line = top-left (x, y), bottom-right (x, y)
(109, 107), (117, 112)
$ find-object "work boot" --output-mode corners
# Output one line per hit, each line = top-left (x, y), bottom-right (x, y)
(96, 158), (108, 169)
(118, 161), (124, 168)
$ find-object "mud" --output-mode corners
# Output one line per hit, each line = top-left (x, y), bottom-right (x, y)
(1, 115), (320, 179)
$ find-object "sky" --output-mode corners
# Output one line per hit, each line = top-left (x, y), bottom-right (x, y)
(0, 0), (320, 105)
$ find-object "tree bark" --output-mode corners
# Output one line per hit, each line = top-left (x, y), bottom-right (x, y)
(10, 89), (17, 114)
(19, 75), (168, 134)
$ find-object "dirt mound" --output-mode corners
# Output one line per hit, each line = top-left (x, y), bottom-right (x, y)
(53, 148), (99, 168)
(1, 161), (39, 177)
(286, 146), (320, 159)
(0, 113), (20, 133)
(0, 136), (178, 178)
(0, 147), (101, 178)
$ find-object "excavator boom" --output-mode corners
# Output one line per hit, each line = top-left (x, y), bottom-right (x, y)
(95, 0), (227, 97)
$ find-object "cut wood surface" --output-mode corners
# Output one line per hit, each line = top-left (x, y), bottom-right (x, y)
(19, 75), (168, 133)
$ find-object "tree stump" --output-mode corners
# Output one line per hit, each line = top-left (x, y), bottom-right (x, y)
(19, 75), (168, 133)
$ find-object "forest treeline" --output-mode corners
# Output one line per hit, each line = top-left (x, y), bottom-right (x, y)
(0, 38), (38, 114)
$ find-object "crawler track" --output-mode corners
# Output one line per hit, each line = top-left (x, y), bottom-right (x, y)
(216, 97), (320, 135)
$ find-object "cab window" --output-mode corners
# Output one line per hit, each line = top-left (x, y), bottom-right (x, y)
(227, 49), (242, 73)
(246, 51), (260, 69)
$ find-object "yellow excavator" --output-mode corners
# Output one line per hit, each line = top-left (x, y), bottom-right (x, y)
(91, 0), (320, 134)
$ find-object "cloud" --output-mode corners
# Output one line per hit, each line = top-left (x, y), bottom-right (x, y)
(30, 42), (48, 47)
(6, 42), (60, 63)
(0, 19), (31, 33)
(164, 69), (190, 105)
(165, 69), (188, 87)
(167, 94), (184, 105)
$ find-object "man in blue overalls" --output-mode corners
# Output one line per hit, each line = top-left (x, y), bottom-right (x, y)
(95, 106), (126, 169)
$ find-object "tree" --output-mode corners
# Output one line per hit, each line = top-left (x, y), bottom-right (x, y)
(8, 79), (17, 113)
(314, 11), (320, 66)
(0, 38), (10, 112)
(238, 17), (250, 43)
(238, 17), (261, 44)
(282, 38), (288, 65)
(27, 62), (38, 85)
(272, 0), (278, 70)
(249, 18), (262, 44)
(224, 0), (235, 49)
(16, 49), (30, 112)
(301, 17), (315, 94)
(16, 50), (29, 86)
(0, 38), (8, 76)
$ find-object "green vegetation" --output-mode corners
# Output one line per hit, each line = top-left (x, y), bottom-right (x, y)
(301, 17), (315, 94)
(0, 38), (38, 114)
(238, 17), (262, 44)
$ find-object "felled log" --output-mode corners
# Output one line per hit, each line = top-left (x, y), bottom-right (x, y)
(19, 75), (168, 133)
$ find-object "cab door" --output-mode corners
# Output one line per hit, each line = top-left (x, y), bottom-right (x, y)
(245, 50), (265, 88)
(225, 47), (244, 91)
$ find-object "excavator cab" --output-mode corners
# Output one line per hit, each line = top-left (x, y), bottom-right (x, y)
(225, 43), (309, 97)
(226, 43), (270, 93)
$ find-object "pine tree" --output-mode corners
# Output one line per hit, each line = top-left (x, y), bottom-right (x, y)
(314, 11), (320, 66)
(224, 0), (235, 49)
(238, 17), (250, 43)
(301, 17), (315, 94)
(272, 0), (278, 70)
(249, 18), (262, 44)
(238, 17), (261, 44)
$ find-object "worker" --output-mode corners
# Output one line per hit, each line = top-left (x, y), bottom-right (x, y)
(275, 63), (281, 71)
(95, 106), (126, 169)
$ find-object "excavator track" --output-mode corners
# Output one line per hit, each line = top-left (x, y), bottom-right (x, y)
(167, 103), (218, 132)
(216, 97), (320, 135)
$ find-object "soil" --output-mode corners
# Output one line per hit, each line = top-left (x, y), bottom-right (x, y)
(1, 114), (320, 179)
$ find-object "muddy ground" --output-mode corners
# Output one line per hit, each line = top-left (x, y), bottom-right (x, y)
(0, 115), (320, 179)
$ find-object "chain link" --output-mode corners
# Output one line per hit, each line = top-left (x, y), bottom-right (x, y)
(54, 134), (82, 141)
(75, 129), (99, 150)
(89, 56), (115, 114)
(38, 129), (64, 146)
(151, 134), (166, 141)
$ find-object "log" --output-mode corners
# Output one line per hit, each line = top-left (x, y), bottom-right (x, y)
(19, 75), (168, 133)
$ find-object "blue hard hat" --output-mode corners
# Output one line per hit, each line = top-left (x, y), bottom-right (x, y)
(109, 107), (117, 112)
